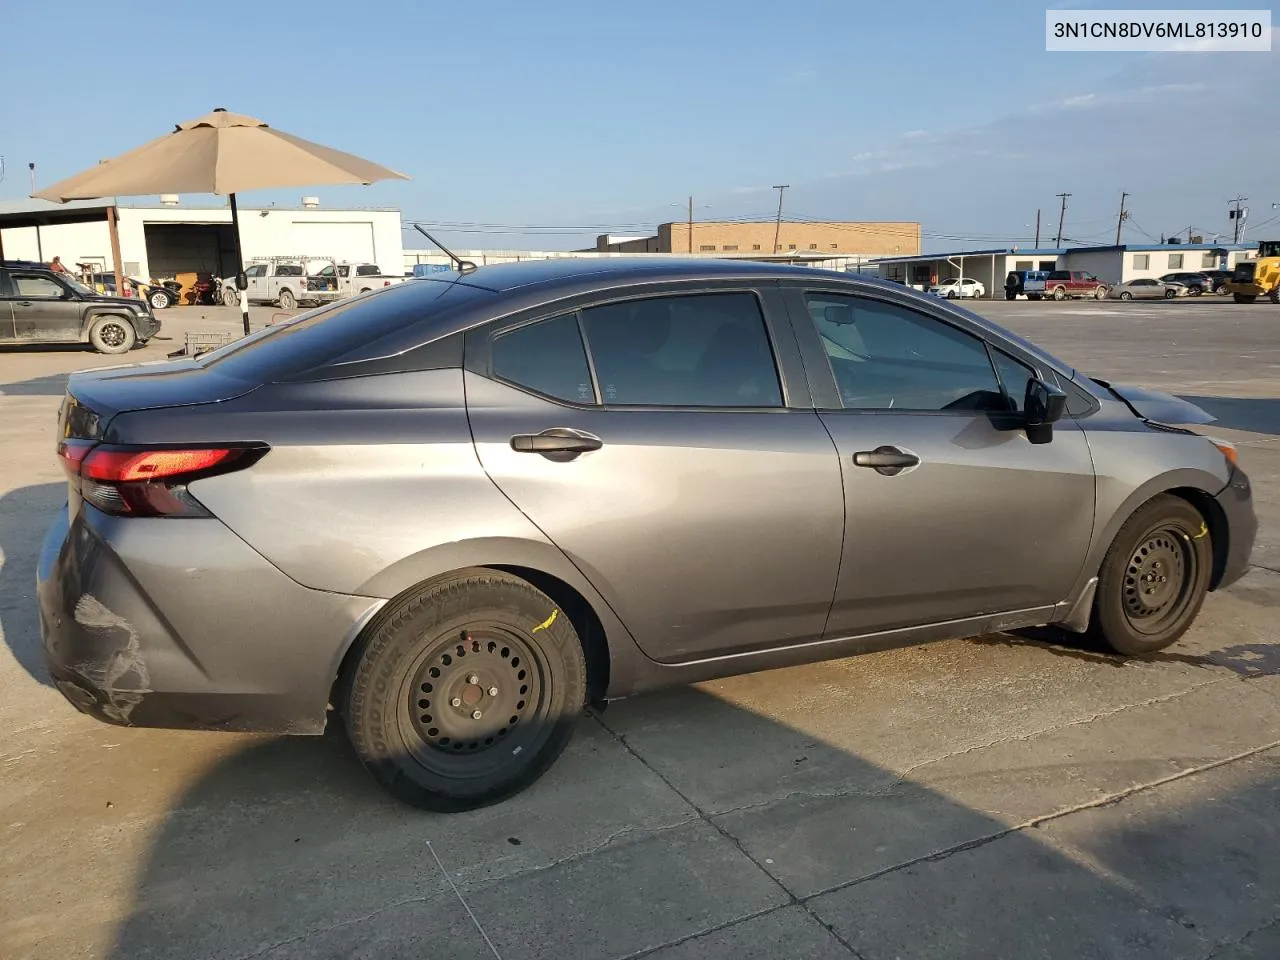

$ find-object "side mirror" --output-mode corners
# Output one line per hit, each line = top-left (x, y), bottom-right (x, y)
(1024, 378), (1067, 444)
(235, 271), (249, 291)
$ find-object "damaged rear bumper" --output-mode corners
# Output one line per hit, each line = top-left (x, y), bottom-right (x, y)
(37, 502), (382, 734)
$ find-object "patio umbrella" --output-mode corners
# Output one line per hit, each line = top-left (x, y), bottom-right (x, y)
(34, 108), (409, 333)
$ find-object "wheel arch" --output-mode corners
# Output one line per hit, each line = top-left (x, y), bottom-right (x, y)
(1166, 485), (1230, 589)
(80, 306), (138, 340)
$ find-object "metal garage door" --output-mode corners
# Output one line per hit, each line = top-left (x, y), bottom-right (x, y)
(291, 222), (376, 264)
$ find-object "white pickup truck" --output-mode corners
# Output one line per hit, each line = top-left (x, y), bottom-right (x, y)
(223, 257), (343, 311)
(308, 262), (410, 299)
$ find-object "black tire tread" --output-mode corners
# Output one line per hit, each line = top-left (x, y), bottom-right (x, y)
(342, 568), (586, 811)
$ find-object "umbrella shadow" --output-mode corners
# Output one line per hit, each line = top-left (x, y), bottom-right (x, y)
(0, 482), (65, 687)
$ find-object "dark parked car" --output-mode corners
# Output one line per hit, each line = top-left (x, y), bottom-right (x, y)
(1201, 269), (1233, 294)
(1, 260), (160, 353)
(1159, 271), (1213, 295)
(38, 259), (1255, 811)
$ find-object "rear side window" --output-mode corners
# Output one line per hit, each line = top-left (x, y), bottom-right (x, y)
(198, 279), (491, 381)
(492, 314), (595, 404)
(580, 292), (782, 407)
(356, 265), (381, 276)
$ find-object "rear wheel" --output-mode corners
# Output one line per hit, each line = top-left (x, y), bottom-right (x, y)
(1092, 495), (1211, 655)
(148, 288), (174, 310)
(1233, 294), (1257, 304)
(278, 289), (297, 311)
(1053, 286), (1067, 300)
(342, 569), (587, 811)
(1119, 291), (1133, 301)
(88, 315), (136, 355)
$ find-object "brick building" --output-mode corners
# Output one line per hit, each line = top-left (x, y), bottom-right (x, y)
(594, 220), (921, 257)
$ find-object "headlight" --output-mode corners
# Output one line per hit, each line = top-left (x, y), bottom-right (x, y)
(1206, 436), (1238, 468)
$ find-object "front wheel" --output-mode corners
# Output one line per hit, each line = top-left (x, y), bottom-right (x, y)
(88, 315), (137, 355)
(1092, 494), (1211, 655)
(1094, 286), (1107, 300)
(223, 288), (238, 308)
(1164, 288), (1177, 299)
(342, 569), (587, 811)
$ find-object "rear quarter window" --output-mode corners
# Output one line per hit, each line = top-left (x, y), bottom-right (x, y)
(197, 279), (492, 382)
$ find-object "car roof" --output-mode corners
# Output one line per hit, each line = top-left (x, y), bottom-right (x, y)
(429, 256), (889, 294)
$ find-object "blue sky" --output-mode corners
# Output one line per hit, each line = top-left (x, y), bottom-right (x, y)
(2, 0), (1276, 252)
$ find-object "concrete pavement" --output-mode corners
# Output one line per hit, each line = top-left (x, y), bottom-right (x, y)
(1, 297), (1278, 959)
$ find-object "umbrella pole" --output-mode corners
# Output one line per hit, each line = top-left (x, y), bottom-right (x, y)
(229, 193), (250, 336)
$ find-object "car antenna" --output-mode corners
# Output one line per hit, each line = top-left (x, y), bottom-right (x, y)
(412, 224), (477, 274)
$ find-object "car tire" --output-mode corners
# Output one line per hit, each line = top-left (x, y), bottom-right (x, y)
(1190, 286), (1202, 297)
(278, 289), (297, 311)
(1094, 286), (1107, 300)
(1053, 286), (1067, 300)
(1119, 291), (1133, 300)
(342, 568), (588, 811)
(1028, 294), (1042, 301)
(148, 289), (173, 310)
(88, 315), (137, 355)
(1164, 289), (1177, 299)
(1269, 289), (1280, 304)
(1005, 290), (1016, 300)
(1233, 294), (1257, 303)
(224, 288), (238, 308)
(1091, 494), (1212, 656)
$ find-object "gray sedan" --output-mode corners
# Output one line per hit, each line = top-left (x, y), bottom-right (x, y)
(38, 258), (1256, 811)
(1109, 278), (1183, 300)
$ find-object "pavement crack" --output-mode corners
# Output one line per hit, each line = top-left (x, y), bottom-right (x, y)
(226, 892), (442, 960)
(1200, 914), (1280, 960)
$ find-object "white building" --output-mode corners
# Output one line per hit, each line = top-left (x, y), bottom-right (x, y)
(0, 199), (404, 280)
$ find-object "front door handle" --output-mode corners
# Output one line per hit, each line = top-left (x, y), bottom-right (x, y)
(510, 428), (603, 461)
(853, 445), (920, 476)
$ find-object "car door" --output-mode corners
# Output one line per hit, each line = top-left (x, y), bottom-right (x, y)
(1134, 279), (1159, 299)
(784, 286), (1096, 639)
(0, 271), (17, 340)
(7, 271), (82, 341)
(245, 265), (268, 303)
(465, 285), (846, 663)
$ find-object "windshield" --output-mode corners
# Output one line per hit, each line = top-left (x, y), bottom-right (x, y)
(61, 276), (98, 297)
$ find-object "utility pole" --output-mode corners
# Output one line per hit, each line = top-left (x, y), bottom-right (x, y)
(1054, 192), (1071, 247)
(1034, 208), (1041, 247)
(687, 195), (693, 254)
(1228, 196), (1247, 244)
(772, 185), (789, 253)
(28, 161), (36, 193)
(1114, 192), (1128, 246)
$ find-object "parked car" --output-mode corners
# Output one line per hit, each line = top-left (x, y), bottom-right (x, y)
(1003, 270), (1049, 300)
(309, 262), (410, 299)
(1201, 269), (1234, 294)
(1, 259), (160, 354)
(1025, 270), (1109, 301)
(927, 278), (985, 299)
(38, 259), (1255, 811)
(1108, 278), (1183, 300)
(223, 257), (341, 310)
(1159, 271), (1213, 296)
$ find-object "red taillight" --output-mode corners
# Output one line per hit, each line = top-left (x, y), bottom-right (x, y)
(62, 444), (265, 517)
(82, 447), (241, 482)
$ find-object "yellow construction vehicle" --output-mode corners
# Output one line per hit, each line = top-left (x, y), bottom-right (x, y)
(1226, 240), (1280, 303)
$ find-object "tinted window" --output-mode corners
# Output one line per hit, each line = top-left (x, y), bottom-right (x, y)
(492, 314), (595, 404)
(581, 292), (781, 407)
(12, 274), (65, 298)
(275, 264), (304, 277)
(990, 349), (1036, 412)
(806, 294), (1005, 412)
(356, 265), (381, 276)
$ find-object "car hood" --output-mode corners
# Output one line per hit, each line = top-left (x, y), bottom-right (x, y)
(1089, 378), (1216, 426)
(85, 294), (148, 310)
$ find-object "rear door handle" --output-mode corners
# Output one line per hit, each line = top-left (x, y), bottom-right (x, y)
(853, 445), (920, 476)
(510, 428), (603, 460)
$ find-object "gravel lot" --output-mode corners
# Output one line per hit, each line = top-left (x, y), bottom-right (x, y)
(2, 295), (1278, 960)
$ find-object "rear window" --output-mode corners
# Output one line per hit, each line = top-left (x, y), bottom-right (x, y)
(196, 279), (491, 382)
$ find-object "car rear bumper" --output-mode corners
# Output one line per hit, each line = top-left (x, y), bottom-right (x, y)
(37, 502), (381, 734)
(1214, 465), (1257, 590)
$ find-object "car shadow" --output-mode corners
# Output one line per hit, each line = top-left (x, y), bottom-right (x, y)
(38, 678), (1267, 960)
(0, 482), (65, 687)
(1181, 395), (1280, 437)
(0, 372), (71, 396)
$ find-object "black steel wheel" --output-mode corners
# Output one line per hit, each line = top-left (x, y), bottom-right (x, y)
(1092, 494), (1211, 655)
(343, 568), (587, 811)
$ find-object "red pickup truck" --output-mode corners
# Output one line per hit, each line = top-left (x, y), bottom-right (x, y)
(1023, 270), (1109, 301)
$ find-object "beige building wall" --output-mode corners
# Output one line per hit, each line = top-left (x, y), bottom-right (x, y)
(659, 221), (920, 256)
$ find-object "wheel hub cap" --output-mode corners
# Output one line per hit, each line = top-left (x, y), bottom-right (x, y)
(1124, 532), (1185, 620)
(409, 632), (536, 754)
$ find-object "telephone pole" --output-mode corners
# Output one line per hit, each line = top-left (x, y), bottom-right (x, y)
(1115, 192), (1129, 246)
(687, 195), (693, 254)
(772, 185), (789, 253)
(1228, 196), (1247, 244)
(1034, 208), (1041, 247)
(1054, 192), (1071, 247)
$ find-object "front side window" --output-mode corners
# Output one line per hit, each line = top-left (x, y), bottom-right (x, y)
(990, 348), (1036, 413)
(581, 292), (782, 408)
(12, 274), (66, 298)
(491, 313), (595, 405)
(806, 294), (1005, 412)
